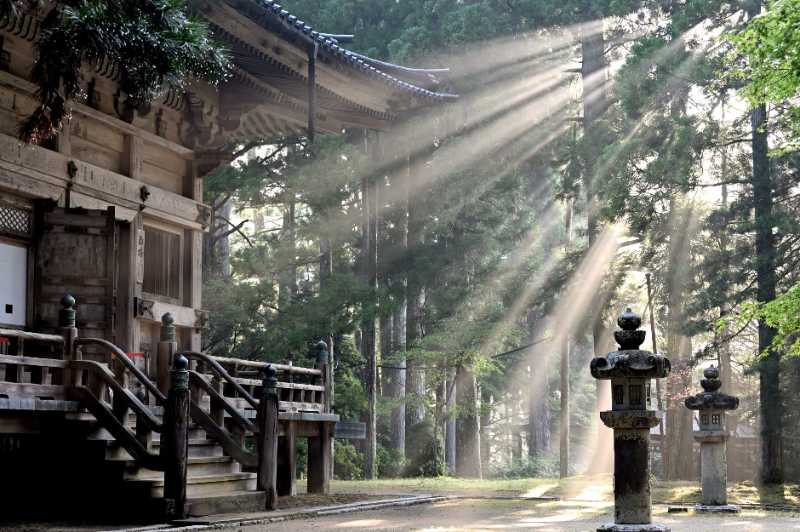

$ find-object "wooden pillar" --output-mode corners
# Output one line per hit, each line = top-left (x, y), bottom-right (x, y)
(157, 313), (177, 397)
(277, 421), (297, 496)
(59, 294), (79, 388)
(162, 354), (190, 520)
(257, 365), (279, 510)
(308, 422), (332, 494)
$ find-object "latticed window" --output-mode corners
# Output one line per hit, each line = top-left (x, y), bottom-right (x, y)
(0, 203), (32, 238)
(143, 226), (182, 301)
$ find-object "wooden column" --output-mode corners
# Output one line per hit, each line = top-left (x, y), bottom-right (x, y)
(184, 159), (204, 354)
(257, 365), (279, 510)
(162, 353), (190, 520)
(308, 422), (332, 494)
(277, 421), (297, 496)
(157, 313), (177, 397)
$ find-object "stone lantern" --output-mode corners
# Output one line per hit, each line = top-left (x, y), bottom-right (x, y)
(684, 365), (739, 512)
(590, 308), (671, 532)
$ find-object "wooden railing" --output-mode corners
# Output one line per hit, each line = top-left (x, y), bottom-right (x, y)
(0, 327), (68, 405)
(0, 295), (331, 515)
(191, 349), (331, 415)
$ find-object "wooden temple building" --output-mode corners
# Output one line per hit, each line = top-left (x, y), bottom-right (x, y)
(0, 0), (452, 520)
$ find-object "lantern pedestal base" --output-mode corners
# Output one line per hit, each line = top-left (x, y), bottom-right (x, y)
(694, 504), (739, 513)
(597, 523), (670, 531)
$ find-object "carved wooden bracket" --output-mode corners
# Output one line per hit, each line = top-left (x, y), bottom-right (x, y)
(134, 297), (155, 321)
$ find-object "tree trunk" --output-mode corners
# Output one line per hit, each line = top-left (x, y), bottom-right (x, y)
(663, 203), (696, 481)
(526, 314), (551, 457)
(559, 200), (572, 478)
(751, 102), (782, 484)
(389, 304), (407, 461)
(559, 336), (570, 478)
(446, 368), (457, 474)
(581, 25), (613, 474)
(380, 314), (392, 398)
(361, 133), (379, 480)
(384, 156), (407, 461)
(406, 149), (426, 433)
(664, 336), (695, 480)
(511, 389), (522, 462)
(278, 190), (296, 309)
(479, 387), (492, 472)
(455, 364), (482, 478)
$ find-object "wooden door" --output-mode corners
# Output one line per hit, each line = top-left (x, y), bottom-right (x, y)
(34, 206), (118, 348)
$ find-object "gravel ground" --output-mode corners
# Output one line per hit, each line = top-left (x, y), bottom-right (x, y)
(247, 498), (800, 531)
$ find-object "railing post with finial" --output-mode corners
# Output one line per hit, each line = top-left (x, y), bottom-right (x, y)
(59, 294), (79, 388)
(315, 340), (330, 412)
(257, 364), (279, 510)
(162, 353), (190, 520)
(157, 313), (177, 397)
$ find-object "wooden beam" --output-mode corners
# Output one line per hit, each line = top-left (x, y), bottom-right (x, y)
(0, 133), (207, 230)
(0, 70), (193, 158)
(134, 298), (202, 329)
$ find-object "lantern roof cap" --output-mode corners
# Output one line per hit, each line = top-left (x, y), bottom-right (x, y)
(685, 365), (739, 411)
(590, 349), (671, 379)
(590, 308), (671, 380)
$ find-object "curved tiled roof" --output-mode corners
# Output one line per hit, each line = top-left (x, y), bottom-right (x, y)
(254, 0), (458, 102)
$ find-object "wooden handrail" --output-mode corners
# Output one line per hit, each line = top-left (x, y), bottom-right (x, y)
(76, 338), (166, 404)
(189, 400), (257, 468)
(0, 328), (64, 343)
(188, 370), (257, 433)
(183, 351), (259, 410)
(208, 355), (322, 376)
(72, 360), (162, 432)
(0, 354), (68, 368)
(72, 387), (163, 471)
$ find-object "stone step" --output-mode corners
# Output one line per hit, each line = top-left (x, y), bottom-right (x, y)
(124, 456), (240, 479)
(185, 490), (266, 517)
(151, 438), (224, 457)
(126, 472), (257, 498)
(104, 445), (134, 462)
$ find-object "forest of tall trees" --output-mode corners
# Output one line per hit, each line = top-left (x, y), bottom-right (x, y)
(199, 0), (800, 484)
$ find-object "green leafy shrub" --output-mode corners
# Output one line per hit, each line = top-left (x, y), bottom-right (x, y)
(402, 421), (444, 477)
(334, 441), (364, 480)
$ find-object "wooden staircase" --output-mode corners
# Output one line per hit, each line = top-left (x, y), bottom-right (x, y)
(76, 408), (266, 516)
(0, 297), (338, 520)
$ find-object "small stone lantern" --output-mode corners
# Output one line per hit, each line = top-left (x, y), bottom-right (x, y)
(684, 365), (739, 512)
(590, 308), (671, 532)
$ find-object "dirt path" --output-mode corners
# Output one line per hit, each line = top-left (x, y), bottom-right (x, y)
(246, 498), (800, 531)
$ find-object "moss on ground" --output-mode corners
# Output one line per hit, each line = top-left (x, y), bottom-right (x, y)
(331, 476), (800, 507)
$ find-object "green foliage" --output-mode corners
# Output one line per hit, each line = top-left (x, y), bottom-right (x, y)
(727, 285), (800, 359)
(14, 0), (230, 143)
(488, 455), (559, 479)
(334, 441), (364, 480)
(402, 421), (444, 477)
(731, 0), (800, 105)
